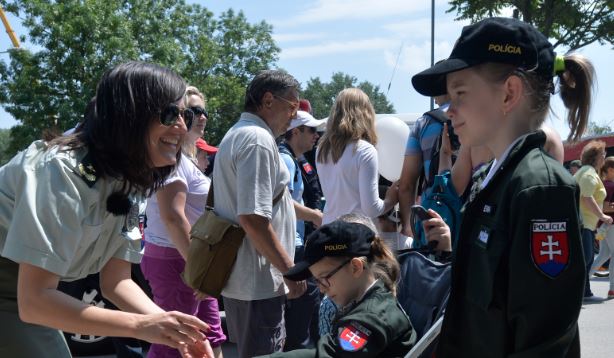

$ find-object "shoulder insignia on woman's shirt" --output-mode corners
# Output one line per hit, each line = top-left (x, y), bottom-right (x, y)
(77, 153), (98, 187)
(338, 322), (371, 351)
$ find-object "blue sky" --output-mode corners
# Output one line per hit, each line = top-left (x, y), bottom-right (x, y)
(0, 0), (612, 140)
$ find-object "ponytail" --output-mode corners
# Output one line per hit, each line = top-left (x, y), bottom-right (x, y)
(368, 236), (400, 296)
(475, 53), (595, 142)
(557, 53), (595, 142)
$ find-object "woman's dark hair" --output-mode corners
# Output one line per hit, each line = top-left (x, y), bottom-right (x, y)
(50, 61), (186, 196)
(600, 156), (614, 179)
(244, 70), (300, 112)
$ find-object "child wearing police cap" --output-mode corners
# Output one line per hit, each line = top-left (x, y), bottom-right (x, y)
(258, 220), (416, 357)
(412, 17), (592, 357)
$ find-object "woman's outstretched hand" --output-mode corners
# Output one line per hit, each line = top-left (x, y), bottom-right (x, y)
(135, 311), (210, 351)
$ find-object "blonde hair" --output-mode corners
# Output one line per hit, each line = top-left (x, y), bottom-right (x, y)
(182, 85), (207, 158)
(475, 52), (595, 142)
(185, 85), (206, 105)
(317, 88), (377, 164)
(337, 214), (400, 296)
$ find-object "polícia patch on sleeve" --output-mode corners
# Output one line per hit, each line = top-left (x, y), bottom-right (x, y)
(530, 220), (569, 278)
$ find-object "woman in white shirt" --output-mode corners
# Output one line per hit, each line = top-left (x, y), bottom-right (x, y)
(142, 86), (225, 358)
(316, 88), (398, 225)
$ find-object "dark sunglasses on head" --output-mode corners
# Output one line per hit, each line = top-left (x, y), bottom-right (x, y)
(189, 106), (209, 118)
(161, 103), (194, 130)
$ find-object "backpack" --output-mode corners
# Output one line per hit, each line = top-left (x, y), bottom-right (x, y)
(412, 171), (463, 249)
(417, 109), (461, 193)
(412, 109), (462, 249)
(278, 142), (300, 186)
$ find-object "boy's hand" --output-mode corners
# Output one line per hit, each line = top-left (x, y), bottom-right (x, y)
(422, 209), (452, 252)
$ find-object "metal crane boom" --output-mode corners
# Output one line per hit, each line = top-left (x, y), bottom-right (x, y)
(0, 5), (19, 48)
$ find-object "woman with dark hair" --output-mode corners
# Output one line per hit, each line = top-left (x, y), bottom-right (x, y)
(0, 61), (211, 357)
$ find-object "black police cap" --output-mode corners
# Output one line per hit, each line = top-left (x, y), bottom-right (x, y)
(412, 17), (555, 96)
(284, 221), (375, 281)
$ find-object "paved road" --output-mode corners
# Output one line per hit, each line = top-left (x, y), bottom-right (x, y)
(577, 275), (613, 358)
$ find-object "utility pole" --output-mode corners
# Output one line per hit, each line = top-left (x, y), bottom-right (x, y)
(0, 5), (20, 48)
(430, 0), (435, 110)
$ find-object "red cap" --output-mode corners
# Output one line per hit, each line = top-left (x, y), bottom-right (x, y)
(299, 99), (312, 114)
(195, 138), (218, 154)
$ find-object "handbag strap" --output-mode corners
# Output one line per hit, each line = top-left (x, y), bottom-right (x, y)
(206, 180), (286, 211)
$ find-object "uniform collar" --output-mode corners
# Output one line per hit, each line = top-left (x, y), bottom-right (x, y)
(466, 130), (546, 205)
(338, 280), (384, 315)
(504, 130), (546, 161)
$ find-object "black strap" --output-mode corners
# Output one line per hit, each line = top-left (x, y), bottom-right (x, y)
(423, 109), (448, 124)
(206, 181), (286, 211)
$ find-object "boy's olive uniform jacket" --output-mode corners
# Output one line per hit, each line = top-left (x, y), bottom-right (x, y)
(438, 131), (585, 358)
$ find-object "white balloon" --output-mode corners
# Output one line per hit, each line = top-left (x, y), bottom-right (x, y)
(375, 116), (410, 182)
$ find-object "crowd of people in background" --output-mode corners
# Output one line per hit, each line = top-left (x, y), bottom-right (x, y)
(0, 15), (609, 358)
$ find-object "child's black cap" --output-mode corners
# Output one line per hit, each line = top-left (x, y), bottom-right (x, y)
(284, 221), (375, 281)
(412, 17), (555, 96)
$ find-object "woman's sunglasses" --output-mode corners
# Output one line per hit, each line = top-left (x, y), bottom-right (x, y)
(189, 106), (209, 119)
(161, 103), (194, 130)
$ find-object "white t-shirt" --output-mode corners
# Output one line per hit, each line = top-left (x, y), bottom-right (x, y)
(317, 140), (386, 224)
(212, 112), (296, 301)
(145, 153), (210, 248)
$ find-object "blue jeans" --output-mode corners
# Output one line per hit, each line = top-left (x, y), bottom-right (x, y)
(581, 228), (595, 296)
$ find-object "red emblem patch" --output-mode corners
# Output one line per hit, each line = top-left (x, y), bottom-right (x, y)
(530, 221), (569, 278)
(338, 324), (369, 351)
(302, 162), (314, 174)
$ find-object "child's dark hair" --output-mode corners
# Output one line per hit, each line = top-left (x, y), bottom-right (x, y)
(475, 52), (594, 142)
(600, 156), (614, 179)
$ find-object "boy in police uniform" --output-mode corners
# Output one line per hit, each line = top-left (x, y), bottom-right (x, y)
(413, 17), (593, 357)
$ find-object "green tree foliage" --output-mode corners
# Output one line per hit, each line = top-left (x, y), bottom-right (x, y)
(587, 121), (613, 136)
(302, 72), (395, 119)
(0, 0), (279, 157)
(447, 0), (614, 50)
(0, 128), (11, 165)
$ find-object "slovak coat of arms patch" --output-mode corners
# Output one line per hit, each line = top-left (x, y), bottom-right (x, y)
(338, 323), (369, 351)
(530, 220), (570, 278)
